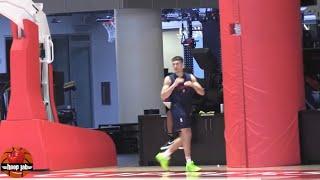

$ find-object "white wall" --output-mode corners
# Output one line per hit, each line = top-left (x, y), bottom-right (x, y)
(90, 22), (119, 127)
(115, 9), (164, 123)
(162, 29), (184, 73)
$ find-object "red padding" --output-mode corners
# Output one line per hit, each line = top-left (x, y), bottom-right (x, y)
(7, 20), (47, 120)
(0, 119), (117, 170)
(220, 0), (305, 167)
(2, 20), (117, 170)
(219, 0), (248, 167)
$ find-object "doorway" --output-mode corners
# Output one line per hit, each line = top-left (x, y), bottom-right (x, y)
(52, 35), (93, 128)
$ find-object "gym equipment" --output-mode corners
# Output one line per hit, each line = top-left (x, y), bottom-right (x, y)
(192, 48), (215, 73)
(97, 16), (116, 43)
(192, 48), (221, 112)
(57, 81), (77, 126)
(63, 81), (76, 91)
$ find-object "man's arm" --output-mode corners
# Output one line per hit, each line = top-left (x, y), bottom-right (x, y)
(161, 76), (176, 101)
(185, 75), (205, 96)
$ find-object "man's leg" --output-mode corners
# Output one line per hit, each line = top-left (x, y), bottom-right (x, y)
(160, 111), (175, 150)
(156, 137), (182, 171)
(156, 130), (200, 172)
(156, 106), (200, 171)
(180, 128), (192, 161)
(164, 137), (182, 155)
(167, 111), (174, 136)
(180, 128), (201, 172)
(159, 130), (188, 159)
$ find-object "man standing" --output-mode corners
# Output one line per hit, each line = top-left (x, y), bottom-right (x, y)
(156, 56), (205, 172)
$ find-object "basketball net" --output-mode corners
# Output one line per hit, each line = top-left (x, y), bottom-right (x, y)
(102, 20), (116, 43)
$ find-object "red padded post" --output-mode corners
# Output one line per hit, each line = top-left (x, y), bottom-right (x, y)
(7, 20), (47, 120)
(220, 0), (305, 167)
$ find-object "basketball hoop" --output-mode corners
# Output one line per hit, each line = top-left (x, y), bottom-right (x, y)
(102, 20), (116, 43)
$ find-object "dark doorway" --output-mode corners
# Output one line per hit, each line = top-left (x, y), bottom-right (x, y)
(52, 35), (94, 128)
(5, 37), (12, 75)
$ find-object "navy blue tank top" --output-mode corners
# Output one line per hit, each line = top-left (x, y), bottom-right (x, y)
(168, 73), (195, 110)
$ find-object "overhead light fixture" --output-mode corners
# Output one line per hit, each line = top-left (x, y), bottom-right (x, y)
(304, 14), (317, 21)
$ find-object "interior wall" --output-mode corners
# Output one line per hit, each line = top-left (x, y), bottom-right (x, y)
(115, 9), (164, 123)
(49, 14), (119, 127)
(1, 13), (206, 126)
(90, 22), (119, 126)
(0, 14), (119, 127)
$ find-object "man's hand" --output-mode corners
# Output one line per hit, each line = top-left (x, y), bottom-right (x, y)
(173, 77), (185, 87)
(161, 76), (183, 100)
(184, 81), (193, 88)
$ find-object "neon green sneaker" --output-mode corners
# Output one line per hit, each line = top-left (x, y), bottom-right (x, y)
(155, 153), (170, 171)
(186, 161), (201, 172)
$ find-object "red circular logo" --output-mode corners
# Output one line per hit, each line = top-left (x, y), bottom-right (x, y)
(1, 147), (33, 178)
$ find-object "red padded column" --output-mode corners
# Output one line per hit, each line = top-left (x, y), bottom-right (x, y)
(220, 0), (305, 167)
(219, 0), (248, 167)
(7, 20), (47, 120)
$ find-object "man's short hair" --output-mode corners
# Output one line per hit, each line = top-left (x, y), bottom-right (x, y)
(171, 56), (184, 63)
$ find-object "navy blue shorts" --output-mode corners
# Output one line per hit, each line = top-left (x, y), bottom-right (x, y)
(171, 104), (192, 132)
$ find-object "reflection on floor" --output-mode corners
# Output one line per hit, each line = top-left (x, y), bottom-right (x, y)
(118, 154), (139, 167)
(1, 165), (320, 179)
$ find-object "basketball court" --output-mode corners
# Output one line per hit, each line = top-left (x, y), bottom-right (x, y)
(0, 165), (319, 179)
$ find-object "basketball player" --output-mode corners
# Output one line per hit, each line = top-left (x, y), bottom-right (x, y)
(156, 56), (205, 172)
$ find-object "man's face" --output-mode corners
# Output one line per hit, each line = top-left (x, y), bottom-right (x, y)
(172, 60), (184, 73)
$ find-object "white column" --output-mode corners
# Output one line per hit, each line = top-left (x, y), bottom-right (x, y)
(115, 9), (164, 123)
